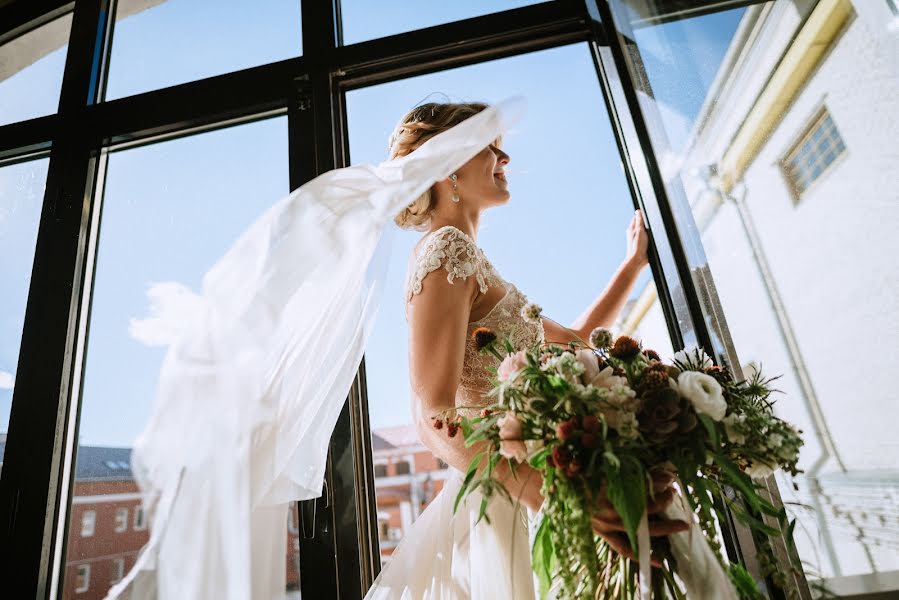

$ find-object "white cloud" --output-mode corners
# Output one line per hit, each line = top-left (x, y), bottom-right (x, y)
(129, 281), (206, 347)
(0, 370), (14, 390)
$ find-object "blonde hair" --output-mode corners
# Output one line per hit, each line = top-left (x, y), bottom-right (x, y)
(387, 101), (490, 231)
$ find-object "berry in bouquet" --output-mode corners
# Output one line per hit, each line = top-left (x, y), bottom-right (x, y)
(433, 303), (804, 599)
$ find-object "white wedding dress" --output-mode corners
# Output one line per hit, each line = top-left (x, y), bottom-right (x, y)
(365, 225), (545, 599)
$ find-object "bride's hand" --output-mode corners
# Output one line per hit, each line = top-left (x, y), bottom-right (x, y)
(591, 469), (689, 567)
(624, 209), (649, 270)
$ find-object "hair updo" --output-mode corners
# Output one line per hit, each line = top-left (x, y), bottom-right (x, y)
(387, 101), (489, 231)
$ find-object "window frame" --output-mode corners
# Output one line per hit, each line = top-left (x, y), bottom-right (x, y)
(113, 507), (128, 533)
(79, 510), (96, 538)
(74, 563), (90, 593)
(778, 104), (848, 204)
(110, 557), (124, 584)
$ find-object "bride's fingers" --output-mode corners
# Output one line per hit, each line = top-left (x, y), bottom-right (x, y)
(593, 516), (690, 537)
(649, 470), (676, 494)
(646, 489), (674, 514)
(596, 489), (675, 519)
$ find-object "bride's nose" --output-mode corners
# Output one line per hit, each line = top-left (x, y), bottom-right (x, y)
(496, 149), (510, 165)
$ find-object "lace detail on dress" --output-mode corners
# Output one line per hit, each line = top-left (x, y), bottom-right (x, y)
(404, 225), (493, 302)
(405, 225), (544, 405)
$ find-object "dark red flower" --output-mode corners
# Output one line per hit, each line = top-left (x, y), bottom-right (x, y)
(581, 433), (600, 449)
(432, 418), (444, 430)
(551, 446), (572, 467)
(447, 423), (459, 438)
(582, 415), (601, 434)
(642, 348), (661, 362)
(480, 408), (491, 418)
(556, 419), (576, 441)
(611, 335), (641, 359)
(565, 458), (582, 478)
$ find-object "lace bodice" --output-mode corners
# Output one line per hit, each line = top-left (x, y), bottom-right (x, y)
(404, 225), (545, 404)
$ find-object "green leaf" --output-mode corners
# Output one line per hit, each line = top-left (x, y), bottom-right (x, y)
(529, 446), (550, 469)
(699, 414), (720, 448)
(460, 416), (474, 438)
(531, 516), (554, 598)
(605, 455), (647, 553)
(454, 452), (483, 514)
(478, 496), (491, 525)
(728, 563), (763, 599)
(713, 454), (762, 513)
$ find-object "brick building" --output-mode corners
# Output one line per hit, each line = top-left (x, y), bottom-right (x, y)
(371, 425), (451, 564)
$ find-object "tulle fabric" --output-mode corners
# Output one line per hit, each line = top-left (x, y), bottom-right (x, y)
(105, 98), (525, 600)
(365, 470), (538, 600)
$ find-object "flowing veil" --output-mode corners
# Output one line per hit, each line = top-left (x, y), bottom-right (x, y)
(105, 98), (525, 600)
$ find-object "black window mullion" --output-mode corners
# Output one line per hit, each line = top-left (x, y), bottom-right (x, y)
(0, 0), (109, 597)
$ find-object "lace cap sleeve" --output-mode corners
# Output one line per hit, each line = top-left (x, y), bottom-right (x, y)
(405, 226), (491, 302)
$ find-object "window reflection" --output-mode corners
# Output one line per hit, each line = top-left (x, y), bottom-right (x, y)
(0, 14), (72, 126)
(63, 117), (298, 598)
(614, 0), (899, 593)
(348, 43), (666, 565)
(106, 0), (302, 100)
(0, 159), (48, 474)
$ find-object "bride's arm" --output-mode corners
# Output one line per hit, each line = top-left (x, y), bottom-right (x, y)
(569, 209), (649, 340)
(407, 269), (544, 512)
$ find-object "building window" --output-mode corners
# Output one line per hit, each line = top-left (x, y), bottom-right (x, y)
(114, 507), (129, 532)
(134, 506), (147, 530)
(75, 564), (90, 593)
(394, 460), (411, 476)
(374, 463), (388, 478)
(80, 510), (96, 537)
(781, 107), (846, 200)
(111, 558), (125, 584)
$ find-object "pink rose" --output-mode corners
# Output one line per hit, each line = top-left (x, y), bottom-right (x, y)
(497, 412), (523, 440)
(497, 351), (528, 382)
(500, 440), (528, 462)
(575, 348), (601, 384)
(497, 413), (527, 461)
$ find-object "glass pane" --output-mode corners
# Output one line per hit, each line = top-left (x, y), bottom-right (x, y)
(347, 43), (671, 564)
(340, 0), (543, 45)
(0, 14), (72, 126)
(608, 0), (899, 595)
(63, 118), (297, 598)
(0, 159), (47, 474)
(106, 0), (302, 101)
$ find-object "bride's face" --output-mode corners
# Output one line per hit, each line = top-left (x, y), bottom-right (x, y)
(455, 141), (510, 207)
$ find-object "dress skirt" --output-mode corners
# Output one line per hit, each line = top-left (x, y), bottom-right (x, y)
(364, 469), (538, 600)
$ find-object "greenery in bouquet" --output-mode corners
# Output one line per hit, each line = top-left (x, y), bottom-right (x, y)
(432, 302), (804, 599)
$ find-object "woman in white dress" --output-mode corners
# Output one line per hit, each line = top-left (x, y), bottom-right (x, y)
(365, 102), (688, 599)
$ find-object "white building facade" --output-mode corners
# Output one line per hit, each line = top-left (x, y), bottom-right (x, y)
(621, 0), (899, 593)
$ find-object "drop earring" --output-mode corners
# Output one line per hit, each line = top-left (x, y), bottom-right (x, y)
(450, 173), (460, 203)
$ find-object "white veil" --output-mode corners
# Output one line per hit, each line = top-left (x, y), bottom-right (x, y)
(105, 98), (525, 599)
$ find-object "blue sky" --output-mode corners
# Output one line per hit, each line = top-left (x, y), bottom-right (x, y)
(0, 2), (744, 445)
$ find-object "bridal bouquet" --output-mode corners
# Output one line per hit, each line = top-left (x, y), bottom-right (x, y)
(433, 303), (803, 599)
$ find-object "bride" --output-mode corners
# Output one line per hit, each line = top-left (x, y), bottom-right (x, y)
(365, 102), (687, 599)
(107, 98), (686, 600)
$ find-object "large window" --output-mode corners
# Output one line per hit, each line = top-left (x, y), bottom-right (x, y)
(613, 0), (899, 594)
(62, 117), (293, 599)
(0, 13), (72, 126)
(105, 0), (302, 100)
(0, 159), (47, 474)
(348, 42), (666, 564)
